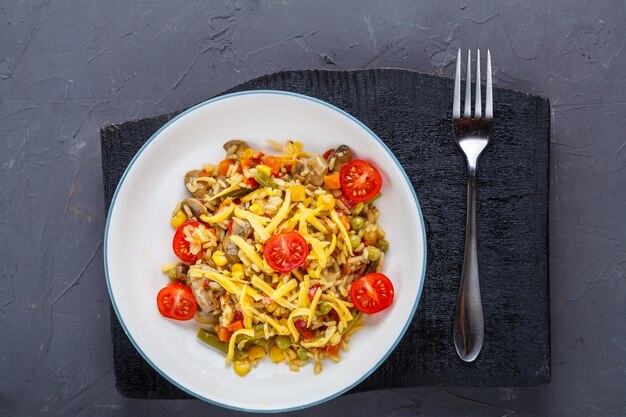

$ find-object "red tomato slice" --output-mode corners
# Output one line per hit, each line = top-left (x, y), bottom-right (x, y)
(339, 160), (382, 203)
(350, 273), (394, 314)
(173, 221), (203, 263)
(263, 231), (309, 273)
(156, 283), (197, 320)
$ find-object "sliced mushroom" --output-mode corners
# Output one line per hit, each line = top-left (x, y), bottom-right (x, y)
(309, 154), (329, 176)
(184, 170), (208, 198)
(221, 235), (241, 264)
(174, 263), (189, 280)
(223, 140), (249, 156)
(290, 159), (306, 176)
(322, 263), (341, 281)
(307, 174), (324, 186)
(328, 145), (352, 172)
(231, 219), (252, 238)
(182, 198), (208, 218)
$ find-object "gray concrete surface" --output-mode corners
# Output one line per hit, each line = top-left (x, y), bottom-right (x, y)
(1, 0), (625, 416)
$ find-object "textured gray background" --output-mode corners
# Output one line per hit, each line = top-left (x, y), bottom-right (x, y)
(1, 0), (625, 416)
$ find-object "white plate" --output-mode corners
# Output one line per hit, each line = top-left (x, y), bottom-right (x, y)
(105, 90), (426, 412)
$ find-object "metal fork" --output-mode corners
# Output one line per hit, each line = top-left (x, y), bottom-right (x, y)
(452, 49), (493, 362)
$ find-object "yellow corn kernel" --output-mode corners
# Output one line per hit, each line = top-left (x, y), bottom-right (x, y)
(317, 194), (335, 210)
(289, 185), (306, 202)
(212, 251), (228, 267)
(266, 302), (278, 313)
(241, 148), (255, 160)
(249, 203), (264, 215)
(233, 359), (251, 377)
(170, 210), (187, 228)
(269, 345), (284, 362)
(248, 345), (267, 361)
(231, 263), (245, 279)
(256, 164), (272, 177)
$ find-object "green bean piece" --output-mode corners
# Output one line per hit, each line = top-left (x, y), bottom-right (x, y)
(275, 335), (291, 350)
(341, 311), (363, 334)
(233, 349), (248, 360)
(253, 172), (277, 188)
(296, 347), (309, 361)
(349, 234), (362, 248)
(317, 302), (333, 315)
(250, 338), (270, 348)
(350, 216), (365, 231)
(196, 328), (228, 354)
(367, 247), (381, 261)
(377, 239), (389, 252)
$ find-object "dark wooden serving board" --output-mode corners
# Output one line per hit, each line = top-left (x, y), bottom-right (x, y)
(101, 69), (550, 399)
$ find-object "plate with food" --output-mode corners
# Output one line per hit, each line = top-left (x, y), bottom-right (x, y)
(105, 90), (426, 412)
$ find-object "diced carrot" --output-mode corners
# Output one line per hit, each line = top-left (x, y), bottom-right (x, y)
(264, 156), (281, 175)
(218, 159), (234, 176)
(338, 212), (350, 231)
(227, 320), (244, 331)
(217, 326), (232, 342)
(323, 172), (341, 189)
(326, 343), (341, 356)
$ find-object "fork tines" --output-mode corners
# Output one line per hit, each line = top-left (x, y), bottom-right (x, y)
(453, 49), (492, 120)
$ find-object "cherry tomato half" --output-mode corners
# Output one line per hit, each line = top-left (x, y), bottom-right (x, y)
(263, 231), (309, 273)
(339, 160), (382, 203)
(173, 221), (202, 263)
(156, 283), (197, 320)
(349, 273), (394, 314)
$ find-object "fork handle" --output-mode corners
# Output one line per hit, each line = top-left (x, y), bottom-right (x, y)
(453, 169), (484, 362)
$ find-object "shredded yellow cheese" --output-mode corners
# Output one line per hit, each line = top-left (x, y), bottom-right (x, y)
(306, 212), (329, 234)
(199, 204), (235, 224)
(287, 308), (311, 342)
(322, 294), (354, 326)
(241, 187), (280, 203)
(233, 208), (271, 241)
(264, 190), (291, 236)
(233, 207), (270, 226)
(300, 327), (337, 348)
(308, 287), (322, 326)
(229, 235), (273, 273)
(304, 235), (329, 268)
(257, 313), (290, 335)
(189, 268), (242, 295)
(207, 177), (243, 202)
(251, 276), (297, 310)
(298, 282), (309, 308)
(272, 279), (298, 300)
(330, 209), (352, 254)
(226, 328), (255, 363)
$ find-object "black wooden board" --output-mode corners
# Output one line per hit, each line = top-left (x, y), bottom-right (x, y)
(101, 69), (550, 399)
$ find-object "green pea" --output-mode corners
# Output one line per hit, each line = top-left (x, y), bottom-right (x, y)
(349, 234), (361, 248)
(367, 247), (381, 261)
(275, 335), (291, 350)
(296, 347), (309, 361)
(318, 302), (332, 315)
(377, 240), (389, 252)
(350, 216), (365, 231)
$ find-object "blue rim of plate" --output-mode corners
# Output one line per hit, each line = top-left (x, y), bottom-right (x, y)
(104, 90), (427, 413)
